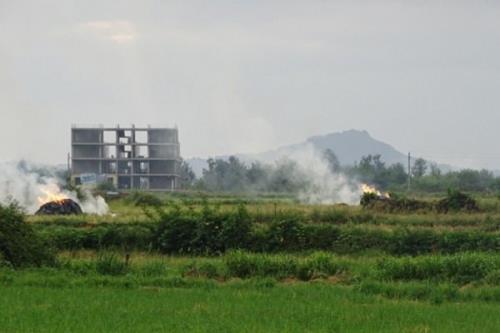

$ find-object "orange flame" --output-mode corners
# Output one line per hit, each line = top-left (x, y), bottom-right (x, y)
(361, 184), (390, 199)
(37, 185), (68, 205)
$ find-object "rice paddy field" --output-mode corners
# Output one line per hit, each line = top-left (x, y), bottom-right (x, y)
(3, 192), (500, 332)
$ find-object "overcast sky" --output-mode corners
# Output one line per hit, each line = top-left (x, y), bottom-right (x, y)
(1, 1), (500, 169)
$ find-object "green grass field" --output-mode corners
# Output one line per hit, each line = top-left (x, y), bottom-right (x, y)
(2, 285), (500, 333)
(2, 193), (500, 332)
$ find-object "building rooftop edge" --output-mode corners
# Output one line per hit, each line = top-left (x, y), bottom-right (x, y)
(71, 124), (178, 130)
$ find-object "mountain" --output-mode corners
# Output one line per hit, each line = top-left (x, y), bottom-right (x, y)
(187, 130), (413, 176)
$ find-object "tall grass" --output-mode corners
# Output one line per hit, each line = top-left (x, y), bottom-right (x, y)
(378, 253), (500, 284)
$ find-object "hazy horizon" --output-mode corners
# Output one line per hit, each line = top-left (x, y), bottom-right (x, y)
(2, 1), (500, 169)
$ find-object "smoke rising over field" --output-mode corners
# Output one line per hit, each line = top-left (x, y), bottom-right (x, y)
(198, 144), (364, 204)
(287, 144), (362, 205)
(0, 162), (108, 215)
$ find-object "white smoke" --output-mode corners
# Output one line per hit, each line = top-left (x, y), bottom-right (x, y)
(0, 161), (109, 215)
(266, 144), (362, 205)
(79, 195), (109, 215)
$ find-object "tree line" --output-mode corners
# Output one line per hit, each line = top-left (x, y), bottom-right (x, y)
(179, 150), (500, 194)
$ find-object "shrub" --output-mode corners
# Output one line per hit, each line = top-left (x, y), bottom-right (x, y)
(302, 224), (340, 250)
(362, 190), (479, 213)
(155, 214), (198, 253)
(315, 208), (351, 224)
(485, 270), (500, 285)
(220, 204), (252, 249)
(192, 204), (225, 254)
(436, 189), (479, 213)
(389, 229), (437, 255)
(360, 193), (379, 208)
(154, 204), (252, 254)
(267, 218), (306, 251)
(127, 191), (163, 207)
(361, 193), (430, 213)
(0, 202), (55, 267)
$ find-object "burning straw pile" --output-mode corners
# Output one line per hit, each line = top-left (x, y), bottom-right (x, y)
(360, 185), (479, 213)
(35, 199), (83, 215)
(34, 185), (83, 215)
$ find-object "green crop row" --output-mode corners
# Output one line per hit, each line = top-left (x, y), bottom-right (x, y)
(33, 217), (499, 255)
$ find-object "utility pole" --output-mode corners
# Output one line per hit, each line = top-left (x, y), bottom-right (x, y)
(67, 152), (71, 174)
(407, 152), (411, 192)
(67, 152), (72, 185)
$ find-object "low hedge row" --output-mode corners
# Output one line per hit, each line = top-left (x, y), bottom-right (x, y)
(34, 217), (499, 255)
(36, 224), (155, 251)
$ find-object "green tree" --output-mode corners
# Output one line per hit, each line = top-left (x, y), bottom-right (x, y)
(268, 158), (307, 193)
(322, 149), (341, 173)
(246, 162), (269, 191)
(386, 163), (408, 186)
(429, 163), (442, 177)
(201, 156), (248, 192)
(355, 154), (387, 187)
(412, 158), (428, 178)
(179, 159), (196, 188)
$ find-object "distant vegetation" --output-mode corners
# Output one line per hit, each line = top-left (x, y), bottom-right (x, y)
(361, 189), (479, 213)
(182, 150), (500, 194)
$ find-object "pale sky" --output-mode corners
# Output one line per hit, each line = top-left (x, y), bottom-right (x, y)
(1, 1), (500, 169)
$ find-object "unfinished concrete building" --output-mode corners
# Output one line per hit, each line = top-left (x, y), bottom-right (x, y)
(71, 125), (181, 191)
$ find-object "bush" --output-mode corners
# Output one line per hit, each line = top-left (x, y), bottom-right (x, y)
(389, 229), (437, 255)
(361, 190), (479, 213)
(127, 192), (163, 207)
(220, 204), (252, 249)
(436, 189), (479, 213)
(361, 193), (430, 213)
(153, 206), (199, 254)
(0, 202), (55, 267)
(267, 218), (306, 251)
(154, 203), (252, 254)
(96, 181), (117, 192)
(485, 270), (500, 285)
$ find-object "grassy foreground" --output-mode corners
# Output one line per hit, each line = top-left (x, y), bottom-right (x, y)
(3, 193), (500, 332)
(1, 284), (500, 333)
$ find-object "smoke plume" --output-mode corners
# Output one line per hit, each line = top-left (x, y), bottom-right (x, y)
(278, 144), (362, 205)
(0, 161), (109, 215)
